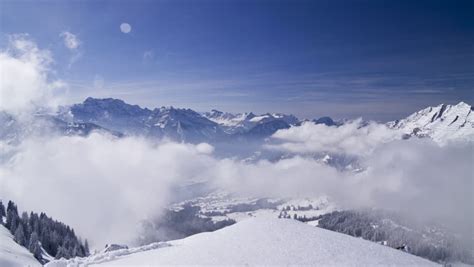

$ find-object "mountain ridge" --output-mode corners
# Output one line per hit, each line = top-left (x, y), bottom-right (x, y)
(1, 98), (472, 144)
(387, 101), (473, 143)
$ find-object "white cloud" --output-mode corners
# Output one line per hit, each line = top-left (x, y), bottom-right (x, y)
(267, 119), (402, 156)
(0, 134), (217, 246)
(60, 31), (80, 50)
(60, 31), (82, 67)
(0, 34), (64, 114)
(1, 128), (471, 247)
(356, 140), (473, 234)
(264, 121), (473, 234)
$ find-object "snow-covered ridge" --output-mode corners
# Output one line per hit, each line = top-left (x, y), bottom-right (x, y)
(202, 109), (299, 134)
(2, 98), (472, 144)
(46, 218), (438, 266)
(61, 98), (300, 140)
(67, 98), (472, 143)
(388, 102), (474, 143)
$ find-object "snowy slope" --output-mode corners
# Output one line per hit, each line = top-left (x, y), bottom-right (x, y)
(0, 225), (41, 267)
(388, 102), (474, 143)
(47, 218), (438, 266)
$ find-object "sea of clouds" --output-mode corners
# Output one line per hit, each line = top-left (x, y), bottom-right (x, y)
(0, 35), (472, 247)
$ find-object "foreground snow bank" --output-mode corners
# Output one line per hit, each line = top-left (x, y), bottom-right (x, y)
(0, 225), (41, 267)
(48, 218), (438, 266)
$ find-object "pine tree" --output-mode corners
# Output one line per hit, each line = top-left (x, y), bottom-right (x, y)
(28, 232), (42, 260)
(0, 201), (5, 222)
(9, 212), (19, 234)
(7, 201), (17, 213)
(1, 200), (89, 260)
(21, 211), (31, 240)
(31, 242), (42, 261)
(14, 223), (27, 246)
(84, 239), (90, 255)
(55, 246), (66, 259)
(28, 232), (39, 250)
(72, 244), (80, 258)
(5, 200), (19, 233)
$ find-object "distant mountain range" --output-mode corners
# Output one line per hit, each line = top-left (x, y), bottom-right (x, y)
(57, 97), (304, 142)
(1, 98), (472, 144)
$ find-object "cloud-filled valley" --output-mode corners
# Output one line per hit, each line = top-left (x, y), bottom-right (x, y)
(0, 32), (473, 266)
(1, 119), (472, 247)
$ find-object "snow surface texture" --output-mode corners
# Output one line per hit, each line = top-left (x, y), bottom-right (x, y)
(47, 218), (437, 266)
(0, 225), (41, 267)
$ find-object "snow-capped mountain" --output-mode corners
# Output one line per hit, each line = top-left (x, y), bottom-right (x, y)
(203, 110), (256, 134)
(64, 97), (225, 142)
(46, 218), (437, 266)
(59, 97), (301, 142)
(388, 102), (474, 143)
(203, 109), (299, 135)
(2, 98), (472, 145)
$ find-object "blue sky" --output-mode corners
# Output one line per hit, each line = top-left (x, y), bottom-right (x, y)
(1, 0), (473, 121)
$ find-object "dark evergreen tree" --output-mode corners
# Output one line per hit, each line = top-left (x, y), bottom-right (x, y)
(2, 200), (90, 263)
(55, 246), (66, 259)
(9, 212), (19, 235)
(5, 200), (18, 230)
(14, 223), (27, 246)
(28, 232), (42, 260)
(0, 201), (5, 221)
(317, 210), (474, 264)
(7, 200), (17, 213)
(84, 239), (90, 255)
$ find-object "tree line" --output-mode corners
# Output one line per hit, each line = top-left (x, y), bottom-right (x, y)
(317, 210), (473, 265)
(0, 200), (90, 263)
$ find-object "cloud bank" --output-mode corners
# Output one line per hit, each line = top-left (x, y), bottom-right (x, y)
(0, 134), (216, 246)
(1, 128), (471, 246)
(267, 120), (402, 156)
(0, 34), (64, 114)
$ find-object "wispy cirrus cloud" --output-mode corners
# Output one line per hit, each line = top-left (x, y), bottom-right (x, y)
(60, 31), (82, 67)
